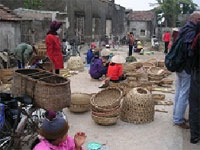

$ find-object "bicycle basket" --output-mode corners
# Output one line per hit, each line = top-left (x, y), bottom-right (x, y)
(0, 103), (5, 131)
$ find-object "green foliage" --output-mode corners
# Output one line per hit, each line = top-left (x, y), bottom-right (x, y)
(23, 0), (44, 9)
(154, 0), (197, 27)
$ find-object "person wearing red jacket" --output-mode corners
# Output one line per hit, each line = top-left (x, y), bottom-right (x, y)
(46, 21), (63, 74)
(163, 31), (171, 54)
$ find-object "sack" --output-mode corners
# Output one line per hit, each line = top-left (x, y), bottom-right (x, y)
(165, 37), (187, 72)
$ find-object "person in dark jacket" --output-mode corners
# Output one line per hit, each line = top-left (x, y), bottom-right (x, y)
(86, 43), (96, 64)
(89, 51), (104, 79)
(173, 12), (200, 129)
(189, 21), (200, 144)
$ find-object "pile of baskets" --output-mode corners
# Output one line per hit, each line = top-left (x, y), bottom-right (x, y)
(90, 88), (123, 126)
(35, 42), (46, 57)
(121, 87), (154, 124)
(69, 93), (91, 113)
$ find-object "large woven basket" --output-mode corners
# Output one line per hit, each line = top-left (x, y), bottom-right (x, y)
(157, 60), (165, 68)
(0, 69), (14, 84)
(11, 69), (71, 111)
(67, 56), (84, 71)
(92, 106), (120, 117)
(92, 114), (119, 126)
(120, 87), (154, 124)
(123, 63), (137, 73)
(90, 88), (123, 109)
(69, 104), (90, 113)
(146, 58), (158, 66)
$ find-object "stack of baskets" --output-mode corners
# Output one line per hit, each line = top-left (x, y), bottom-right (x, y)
(36, 43), (46, 57)
(70, 93), (91, 113)
(121, 87), (154, 124)
(147, 67), (165, 81)
(90, 88), (123, 126)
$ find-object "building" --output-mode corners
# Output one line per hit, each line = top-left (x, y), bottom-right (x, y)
(0, 4), (21, 51)
(126, 10), (157, 40)
(0, 0), (125, 43)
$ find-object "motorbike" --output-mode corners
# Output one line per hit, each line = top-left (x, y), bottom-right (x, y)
(151, 36), (159, 51)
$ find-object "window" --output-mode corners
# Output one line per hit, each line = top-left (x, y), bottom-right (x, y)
(140, 29), (146, 36)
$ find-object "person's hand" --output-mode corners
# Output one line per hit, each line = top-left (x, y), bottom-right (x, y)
(74, 132), (86, 149)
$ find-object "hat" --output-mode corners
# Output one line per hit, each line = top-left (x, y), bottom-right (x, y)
(91, 43), (96, 49)
(101, 49), (111, 56)
(40, 112), (69, 140)
(105, 44), (110, 48)
(50, 21), (62, 32)
(111, 55), (126, 64)
(172, 28), (179, 32)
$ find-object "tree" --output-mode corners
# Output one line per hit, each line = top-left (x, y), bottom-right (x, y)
(23, 0), (44, 9)
(154, 0), (197, 27)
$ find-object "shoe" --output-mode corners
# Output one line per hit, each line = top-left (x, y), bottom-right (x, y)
(190, 137), (200, 144)
(174, 122), (190, 129)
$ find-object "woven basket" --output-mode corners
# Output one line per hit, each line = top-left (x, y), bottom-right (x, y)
(90, 88), (122, 109)
(148, 67), (165, 81)
(71, 93), (91, 105)
(36, 43), (47, 57)
(123, 63), (137, 73)
(92, 106), (120, 117)
(120, 87), (154, 124)
(147, 58), (158, 66)
(69, 104), (90, 113)
(109, 82), (131, 96)
(157, 60), (165, 67)
(92, 114), (119, 126)
(0, 69), (14, 84)
(143, 62), (155, 68)
(67, 56), (84, 71)
(11, 69), (71, 111)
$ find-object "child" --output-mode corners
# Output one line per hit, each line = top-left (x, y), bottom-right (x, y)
(32, 110), (86, 150)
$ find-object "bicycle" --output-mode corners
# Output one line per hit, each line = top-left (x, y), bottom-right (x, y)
(0, 93), (45, 150)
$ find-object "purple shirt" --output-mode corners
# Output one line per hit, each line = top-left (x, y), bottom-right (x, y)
(89, 58), (103, 79)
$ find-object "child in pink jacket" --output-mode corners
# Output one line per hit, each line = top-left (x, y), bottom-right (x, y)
(32, 111), (86, 150)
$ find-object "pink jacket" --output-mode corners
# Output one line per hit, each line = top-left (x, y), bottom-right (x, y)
(34, 136), (77, 150)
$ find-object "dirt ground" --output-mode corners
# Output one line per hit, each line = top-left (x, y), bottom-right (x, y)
(62, 45), (200, 150)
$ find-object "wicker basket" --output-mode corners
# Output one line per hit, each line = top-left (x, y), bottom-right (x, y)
(71, 93), (91, 105)
(157, 60), (165, 67)
(36, 43), (47, 57)
(92, 114), (119, 126)
(0, 69), (14, 84)
(69, 104), (90, 113)
(67, 56), (84, 71)
(120, 87), (154, 124)
(90, 88), (123, 109)
(123, 63), (137, 73)
(92, 106), (120, 117)
(11, 69), (71, 111)
(147, 58), (158, 66)
(143, 62), (155, 68)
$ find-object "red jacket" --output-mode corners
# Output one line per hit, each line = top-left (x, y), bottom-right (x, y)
(163, 32), (171, 42)
(45, 34), (63, 69)
(107, 63), (123, 81)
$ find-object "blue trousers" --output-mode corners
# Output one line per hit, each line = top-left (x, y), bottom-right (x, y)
(173, 70), (191, 124)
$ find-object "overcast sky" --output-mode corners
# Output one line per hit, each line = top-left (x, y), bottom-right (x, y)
(115, 0), (200, 11)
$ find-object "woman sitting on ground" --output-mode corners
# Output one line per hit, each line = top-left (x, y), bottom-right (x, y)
(31, 110), (86, 150)
(99, 55), (126, 88)
(89, 51), (105, 79)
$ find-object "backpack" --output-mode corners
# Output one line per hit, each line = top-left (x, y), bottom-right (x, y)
(165, 37), (188, 72)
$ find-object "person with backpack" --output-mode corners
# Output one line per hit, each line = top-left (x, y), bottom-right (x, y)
(166, 12), (200, 129)
(189, 21), (200, 144)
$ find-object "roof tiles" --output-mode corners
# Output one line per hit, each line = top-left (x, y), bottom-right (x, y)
(0, 4), (21, 21)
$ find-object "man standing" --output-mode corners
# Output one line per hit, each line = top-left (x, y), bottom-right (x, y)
(189, 21), (200, 144)
(128, 32), (135, 56)
(163, 31), (171, 54)
(173, 12), (200, 129)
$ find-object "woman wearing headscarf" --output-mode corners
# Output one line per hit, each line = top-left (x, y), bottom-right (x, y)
(46, 21), (63, 74)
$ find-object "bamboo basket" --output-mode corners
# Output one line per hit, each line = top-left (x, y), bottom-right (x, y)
(143, 62), (155, 68)
(69, 104), (90, 113)
(11, 69), (71, 111)
(92, 114), (119, 126)
(120, 87), (154, 124)
(146, 58), (158, 66)
(71, 93), (91, 105)
(92, 106), (120, 117)
(157, 60), (165, 68)
(0, 69), (14, 84)
(36, 43), (47, 57)
(90, 88), (123, 109)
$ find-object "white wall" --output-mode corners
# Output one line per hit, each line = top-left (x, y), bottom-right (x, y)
(0, 22), (21, 51)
